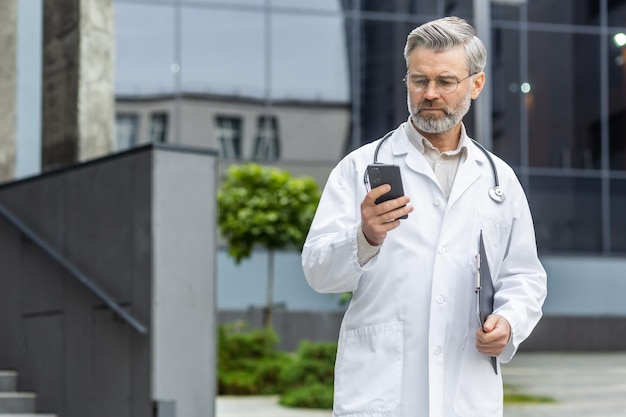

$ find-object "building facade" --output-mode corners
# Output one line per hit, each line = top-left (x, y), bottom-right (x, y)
(11, 0), (626, 349)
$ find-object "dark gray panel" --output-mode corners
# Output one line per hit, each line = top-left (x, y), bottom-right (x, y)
(63, 283), (95, 417)
(0, 173), (66, 250)
(20, 315), (64, 414)
(20, 237), (65, 315)
(0, 217), (23, 368)
(92, 309), (131, 417)
(63, 160), (133, 300)
(130, 150), (153, 324)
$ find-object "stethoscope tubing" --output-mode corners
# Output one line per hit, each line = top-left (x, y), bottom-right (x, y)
(370, 130), (505, 203)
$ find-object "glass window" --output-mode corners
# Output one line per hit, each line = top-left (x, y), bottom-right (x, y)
(271, 0), (341, 11)
(491, 2), (522, 21)
(180, 8), (264, 97)
(527, 0), (600, 25)
(115, 4), (175, 95)
(610, 179), (626, 253)
(609, 33), (626, 171)
(271, 12), (349, 101)
(215, 116), (243, 159)
(529, 176), (602, 253)
(115, 113), (139, 150)
(608, 0), (626, 27)
(358, 18), (416, 143)
(149, 113), (168, 143)
(527, 32), (600, 169)
(253, 115), (280, 160)
(358, 0), (438, 15)
(491, 28), (521, 166)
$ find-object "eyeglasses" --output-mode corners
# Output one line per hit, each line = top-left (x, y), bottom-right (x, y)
(403, 72), (477, 94)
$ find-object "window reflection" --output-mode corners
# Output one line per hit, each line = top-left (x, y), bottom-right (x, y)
(609, 33), (626, 171)
(253, 115), (280, 160)
(115, 4), (175, 95)
(610, 179), (626, 252)
(528, 0), (600, 25)
(115, 113), (139, 150)
(529, 176), (602, 253)
(216, 116), (243, 159)
(528, 32), (600, 169)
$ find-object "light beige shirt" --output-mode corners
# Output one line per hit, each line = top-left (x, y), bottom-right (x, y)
(357, 117), (469, 266)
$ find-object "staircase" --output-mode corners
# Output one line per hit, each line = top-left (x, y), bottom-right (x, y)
(0, 371), (56, 416)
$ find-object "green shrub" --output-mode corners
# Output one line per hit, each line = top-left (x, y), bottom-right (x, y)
(218, 321), (292, 395)
(279, 383), (334, 409)
(217, 322), (337, 407)
(278, 340), (337, 409)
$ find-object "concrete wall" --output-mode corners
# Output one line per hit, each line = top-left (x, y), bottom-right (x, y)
(0, 144), (217, 417)
(0, 0), (17, 181)
(115, 95), (350, 163)
(152, 146), (217, 417)
(42, 0), (115, 171)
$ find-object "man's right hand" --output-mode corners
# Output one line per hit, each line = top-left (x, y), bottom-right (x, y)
(361, 184), (413, 246)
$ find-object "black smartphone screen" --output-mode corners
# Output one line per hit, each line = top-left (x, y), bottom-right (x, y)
(366, 163), (408, 219)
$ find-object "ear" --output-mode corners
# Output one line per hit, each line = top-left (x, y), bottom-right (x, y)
(470, 71), (486, 99)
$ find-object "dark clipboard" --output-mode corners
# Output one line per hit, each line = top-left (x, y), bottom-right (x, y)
(475, 229), (498, 374)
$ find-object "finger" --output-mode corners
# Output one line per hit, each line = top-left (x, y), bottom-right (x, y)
(365, 184), (392, 204)
(482, 314), (499, 333)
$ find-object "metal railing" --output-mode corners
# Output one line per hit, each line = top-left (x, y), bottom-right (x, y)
(0, 203), (148, 334)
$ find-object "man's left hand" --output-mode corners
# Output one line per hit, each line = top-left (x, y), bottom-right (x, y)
(476, 314), (511, 357)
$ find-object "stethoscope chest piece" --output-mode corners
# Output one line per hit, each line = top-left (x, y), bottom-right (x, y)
(489, 186), (505, 203)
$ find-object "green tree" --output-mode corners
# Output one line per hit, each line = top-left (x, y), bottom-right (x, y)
(217, 163), (320, 329)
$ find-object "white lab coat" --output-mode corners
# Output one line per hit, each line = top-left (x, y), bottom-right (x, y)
(302, 124), (547, 417)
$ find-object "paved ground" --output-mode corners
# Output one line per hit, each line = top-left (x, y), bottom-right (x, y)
(216, 352), (626, 417)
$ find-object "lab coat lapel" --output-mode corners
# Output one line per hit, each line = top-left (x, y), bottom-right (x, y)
(390, 128), (440, 186)
(447, 146), (482, 207)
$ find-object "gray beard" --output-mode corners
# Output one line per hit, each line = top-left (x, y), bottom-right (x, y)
(408, 90), (472, 134)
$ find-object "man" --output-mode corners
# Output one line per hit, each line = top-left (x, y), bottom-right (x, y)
(301, 16), (547, 417)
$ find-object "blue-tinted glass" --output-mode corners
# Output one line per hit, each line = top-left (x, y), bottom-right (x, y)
(608, 0), (626, 26)
(528, 32), (600, 169)
(271, 0), (341, 11)
(529, 176), (602, 253)
(491, 3), (521, 21)
(115, 4), (175, 95)
(181, 8), (264, 97)
(528, 0), (600, 25)
(610, 179), (626, 252)
(271, 13), (349, 101)
(608, 34), (626, 171)
(491, 28), (521, 166)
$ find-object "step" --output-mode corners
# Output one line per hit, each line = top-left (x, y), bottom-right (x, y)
(0, 392), (36, 414)
(0, 372), (17, 393)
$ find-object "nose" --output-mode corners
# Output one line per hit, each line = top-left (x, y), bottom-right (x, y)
(423, 80), (441, 99)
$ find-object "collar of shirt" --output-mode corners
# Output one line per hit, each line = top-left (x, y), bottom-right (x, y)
(403, 116), (469, 161)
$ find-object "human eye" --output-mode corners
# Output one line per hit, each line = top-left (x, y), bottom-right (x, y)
(410, 77), (428, 89)
(437, 77), (458, 88)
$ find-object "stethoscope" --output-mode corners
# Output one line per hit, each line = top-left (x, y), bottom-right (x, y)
(371, 131), (505, 203)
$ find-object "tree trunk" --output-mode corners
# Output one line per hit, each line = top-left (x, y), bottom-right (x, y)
(264, 250), (275, 330)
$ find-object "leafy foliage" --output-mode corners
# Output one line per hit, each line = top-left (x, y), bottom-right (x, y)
(217, 322), (336, 409)
(217, 163), (321, 263)
(218, 321), (292, 395)
(279, 340), (336, 409)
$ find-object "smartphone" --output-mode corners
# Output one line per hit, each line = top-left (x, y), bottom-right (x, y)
(365, 163), (408, 219)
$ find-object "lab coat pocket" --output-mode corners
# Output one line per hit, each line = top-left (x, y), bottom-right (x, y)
(334, 321), (403, 416)
(453, 332), (503, 417)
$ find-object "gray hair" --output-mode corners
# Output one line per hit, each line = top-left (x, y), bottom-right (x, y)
(404, 16), (487, 74)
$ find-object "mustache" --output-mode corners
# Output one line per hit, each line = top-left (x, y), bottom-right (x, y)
(415, 101), (451, 114)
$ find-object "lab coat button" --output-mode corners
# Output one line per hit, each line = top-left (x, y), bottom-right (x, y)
(438, 247), (447, 255)
(436, 295), (445, 304)
(434, 198), (442, 206)
(433, 346), (442, 355)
